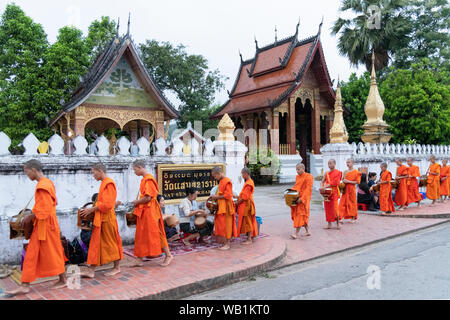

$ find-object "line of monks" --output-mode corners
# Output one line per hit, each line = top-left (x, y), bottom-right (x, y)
(289, 156), (449, 238)
(6, 160), (258, 296)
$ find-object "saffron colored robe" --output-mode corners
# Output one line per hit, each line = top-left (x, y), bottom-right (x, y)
(290, 173), (313, 228)
(338, 170), (362, 220)
(21, 178), (66, 283)
(214, 177), (238, 240)
(133, 174), (168, 257)
(407, 165), (422, 204)
(394, 165), (408, 206)
(323, 170), (342, 222)
(237, 178), (258, 237)
(87, 178), (123, 266)
(426, 163), (441, 200)
(440, 165), (449, 196)
(379, 170), (395, 213)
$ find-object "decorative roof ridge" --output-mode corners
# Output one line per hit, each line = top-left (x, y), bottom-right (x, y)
(231, 81), (295, 99)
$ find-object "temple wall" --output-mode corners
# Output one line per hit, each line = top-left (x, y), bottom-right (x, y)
(0, 131), (247, 264)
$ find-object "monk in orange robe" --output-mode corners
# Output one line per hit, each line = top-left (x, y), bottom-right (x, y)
(338, 159), (362, 222)
(406, 158), (422, 207)
(131, 160), (173, 267)
(290, 163), (313, 239)
(235, 167), (258, 244)
(6, 160), (67, 296)
(80, 163), (123, 278)
(210, 166), (238, 250)
(394, 159), (409, 210)
(439, 159), (449, 202)
(378, 163), (395, 214)
(320, 159), (342, 230)
(426, 155), (441, 206)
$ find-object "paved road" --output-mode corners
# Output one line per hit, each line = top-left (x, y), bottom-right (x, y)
(187, 221), (450, 300)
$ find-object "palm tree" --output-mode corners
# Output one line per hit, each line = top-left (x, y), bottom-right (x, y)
(331, 0), (412, 71)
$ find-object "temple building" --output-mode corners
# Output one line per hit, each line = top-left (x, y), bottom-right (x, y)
(49, 26), (179, 150)
(211, 21), (337, 168)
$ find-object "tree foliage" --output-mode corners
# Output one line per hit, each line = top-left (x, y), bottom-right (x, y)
(139, 40), (227, 131)
(340, 73), (371, 143)
(332, 0), (411, 71)
(85, 16), (116, 62)
(380, 59), (450, 145)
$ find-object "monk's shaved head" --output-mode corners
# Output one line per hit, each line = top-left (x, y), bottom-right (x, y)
(296, 163), (305, 170)
(241, 167), (251, 176)
(92, 162), (107, 173)
(133, 160), (146, 168)
(212, 166), (223, 174)
(381, 162), (388, 169)
(329, 159), (336, 164)
(24, 159), (43, 172)
(347, 159), (354, 164)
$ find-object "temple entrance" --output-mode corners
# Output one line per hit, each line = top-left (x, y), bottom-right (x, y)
(295, 98), (313, 170)
(279, 113), (289, 154)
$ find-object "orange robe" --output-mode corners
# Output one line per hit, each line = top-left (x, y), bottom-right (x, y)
(394, 165), (408, 206)
(426, 163), (441, 200)
(87, 178), (123, 266)
(440, 165), (449, 196)
(214, 177), (238, 239)
(21, 178), (66, 283)
(338, 169), (362, 220)
(407, 165), (422, 204)
(323, 170), (342, 222)
(379, 170), (395, 212)
(237, 178), (258, 237)
(133, 174), (168, 258)
(290, 173), (313, 228)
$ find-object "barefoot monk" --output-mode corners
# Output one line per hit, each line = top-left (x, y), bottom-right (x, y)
(338, 159), (362, 222)
(131, 160), (173, 267)
(236, 167), (258, 245)
(80, 163), (123, 278)
(6, 160), (67, 296)
(426, 155), (440, 206)
(406, 158), (422, 207)
(321, 159), (342, 230)
(290, 163), (313, 239)
(394, 159), (409, 211)
(378, 163), (395, 214)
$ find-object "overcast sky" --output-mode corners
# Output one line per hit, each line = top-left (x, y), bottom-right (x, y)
(1, 0), (365, 106)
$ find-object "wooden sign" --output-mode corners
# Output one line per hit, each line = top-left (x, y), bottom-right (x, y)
(157, 163), (226, 204)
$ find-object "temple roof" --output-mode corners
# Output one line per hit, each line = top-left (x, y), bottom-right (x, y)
(212, 22), (335, 119)
(49, 33), (179, 127)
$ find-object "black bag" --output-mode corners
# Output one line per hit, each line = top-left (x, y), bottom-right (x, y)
(67, 230), (91, 265)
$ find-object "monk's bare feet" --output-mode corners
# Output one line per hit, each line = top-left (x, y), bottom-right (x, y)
(290, 234), (297, 240)
(242, 239), (252, 245)
(305, 232), (311, 236)
(131, 260), (144, 267)
(160, 255), (173, 267)
(5, 286), (30, 297)
(105, 268), (120, 277)
(417, 202), (421, 208)
(50, 280), (67, 290)
(336, 225), (341, 230)
(182, 239), (193, 247)
(324, 223), (332, 229)
(80, 269), (95, 279)
(219, 244), (230, 250)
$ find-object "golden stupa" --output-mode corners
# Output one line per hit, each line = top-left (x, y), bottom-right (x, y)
(329, 78), (349, 144)
(217, 113), (236, 141)
(361, 52), (392, 143)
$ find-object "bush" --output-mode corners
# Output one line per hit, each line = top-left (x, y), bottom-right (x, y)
(248, 148), (280, 185)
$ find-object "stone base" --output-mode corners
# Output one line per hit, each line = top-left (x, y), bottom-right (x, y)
(278, 154), (303, 184)
(361, 124), (392, 144)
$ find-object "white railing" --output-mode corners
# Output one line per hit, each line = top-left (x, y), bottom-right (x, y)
(350, 142), (449, 158)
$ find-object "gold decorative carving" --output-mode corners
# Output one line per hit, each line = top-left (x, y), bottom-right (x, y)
(274, 102), (289, 116)
(217, 113), (236, 141)
(290, 87), (315, 109)
(83, 105), (156, 130)
(329, 80), (348, 143)
(361, 52), (392, 143)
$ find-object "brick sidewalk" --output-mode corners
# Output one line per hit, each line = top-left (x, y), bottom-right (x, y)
(1, 187), (448, 300)
(363, 201), (450, 218)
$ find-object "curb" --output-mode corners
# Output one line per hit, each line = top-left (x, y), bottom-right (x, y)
(360, 210), (450, 219)
(266, 219), (450, 273)
(138, 241), (288, 300)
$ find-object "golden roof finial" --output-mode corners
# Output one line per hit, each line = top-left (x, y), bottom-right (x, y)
(329, 76), (348, 143)
(217, 114), (236, 141)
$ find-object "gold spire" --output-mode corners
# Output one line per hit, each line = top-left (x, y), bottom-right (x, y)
(217, 114), (236, 141)
(329, 77), (349, 143)
(361, 51), (392, 143)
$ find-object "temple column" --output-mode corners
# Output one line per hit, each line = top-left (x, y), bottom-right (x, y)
(74, 106), (86, 137)
(155, 111), (165, 140)
(325, 116), (333, 144)
(311, 89), (321, 154)
(272, 110), (280, 155)
(129, 121), (138, 144)
(288, 98), (296, 155)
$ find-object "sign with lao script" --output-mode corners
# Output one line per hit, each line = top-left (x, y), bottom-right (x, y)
(157, 164), (226, 204)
